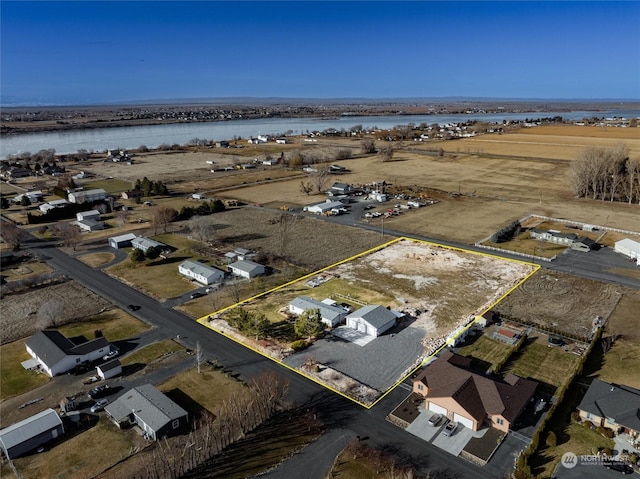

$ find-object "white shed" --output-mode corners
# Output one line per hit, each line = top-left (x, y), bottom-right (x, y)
(76, 210), (101, 221)
(615, 238), (640, 261)
(96, 359), (122, 380)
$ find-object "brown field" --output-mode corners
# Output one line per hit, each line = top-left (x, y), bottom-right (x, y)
(0, 280), (113, 345)
(492, 270), (628, 338)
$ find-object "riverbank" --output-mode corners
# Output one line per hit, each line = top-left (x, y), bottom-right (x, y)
(3, 100), (636, 136)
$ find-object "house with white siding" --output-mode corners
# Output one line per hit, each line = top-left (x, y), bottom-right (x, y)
(178, 260), (225, 285)
(228, 260), (265, 279)
(68, 188), (106, 204)
(289, 297), (348, 327)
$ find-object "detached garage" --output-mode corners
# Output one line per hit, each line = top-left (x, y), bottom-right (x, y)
(109, 233), (137, 249)
(345, 305), (398, 337)
(0, 409), (64, 459)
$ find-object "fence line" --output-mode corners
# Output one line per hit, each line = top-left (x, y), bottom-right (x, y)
(473, 243), (555, 262)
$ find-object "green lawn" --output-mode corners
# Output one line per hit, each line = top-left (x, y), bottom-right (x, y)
(60, 309), (151, 342)
(0, 341), (50, 400)
(158, 365), (246, 414)
(82, 178), (132, 194)
(458, 334), (515, 372)
(504, 342), (581, 394)
(120, 339), (183, 366)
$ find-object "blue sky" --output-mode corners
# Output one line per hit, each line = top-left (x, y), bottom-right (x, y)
(1, 1), (639, 105)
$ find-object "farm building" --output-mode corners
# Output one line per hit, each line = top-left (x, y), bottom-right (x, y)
(39, 199), (70, 213)
(104, 384), (189, 441)
(0, 409), (64, 459)
(345, 305), (399, 337)
(327, 183), (354, 196)
(228, 260), (265, 279)
(289, 297), (348, 327)
(615, 238), (640, 263)
(413, 350), (537, 433)
(25, 330), (111, 377)
(108, 233), (137, 249)
(305, 200), (344, 215)
(131, 237), (169, 254)
(571, 237), (596, 252)
(77, 218), (104, 232)
(178, 260), (225, 285)
(121, 189), (143, 200)
(76, 210), (100, 222)
(97, 359), (122, 380)
(67, 188), (106, 204)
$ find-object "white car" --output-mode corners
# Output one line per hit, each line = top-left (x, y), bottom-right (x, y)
(103, 350), (119, 361)
(90, 398), (109, 413)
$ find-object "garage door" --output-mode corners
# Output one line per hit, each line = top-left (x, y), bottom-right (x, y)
(428, 403), (448, 415)
(453, 413), (474, 430)
(358, 322), (367, 333)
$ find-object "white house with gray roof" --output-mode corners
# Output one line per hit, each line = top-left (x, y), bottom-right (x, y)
(346, 305), (400, 337)
(289, 297), (348, 327)
(25, 330), (111, 377)
(104, 384), (189, 441)
(178, 260), (225, 285)
(228, 260), (265, 279)
(67, 188), (106, 204)
(0, 409), (64, 459)
(132, 236), (169, 254)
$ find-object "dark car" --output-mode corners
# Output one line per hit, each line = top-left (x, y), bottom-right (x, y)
(428, 413), (443, 426)
(443, 421), (458, 437)
(190, 292), (205, 299)
(127, 304), (140, 311)
(604, 462), (634, 474)
(88, 384), (110, 399)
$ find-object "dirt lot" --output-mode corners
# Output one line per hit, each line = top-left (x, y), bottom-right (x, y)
(492, 270), (628, 339)
(0, 281), (113, 345)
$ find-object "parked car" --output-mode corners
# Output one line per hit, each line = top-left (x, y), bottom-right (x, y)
(127, 304), (140, 311)
(443, 421), (458, 437)
(428, 413), (443, 427)
(88, 384), (110, 399)
(190, 292), (205, 299)
(90, 398), (109, 413)
(604, 462), (634, 474)
(68, 361), (92, 376)
(103, 349), (119, 361)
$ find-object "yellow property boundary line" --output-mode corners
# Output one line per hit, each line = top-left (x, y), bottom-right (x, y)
(197, 237), (541, 409)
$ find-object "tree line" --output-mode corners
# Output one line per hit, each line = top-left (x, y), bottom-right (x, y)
(570, 143), (640, 203)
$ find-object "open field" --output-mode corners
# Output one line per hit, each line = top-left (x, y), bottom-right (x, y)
(593, 290), (640, 389)
(492, 270), (625, 339)
(0, 340), (50, 400)
(0, 280), (113, 345)
(77, 251), (116, 267)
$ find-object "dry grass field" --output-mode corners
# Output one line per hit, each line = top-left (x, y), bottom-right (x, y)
(492, 270), (627, 338)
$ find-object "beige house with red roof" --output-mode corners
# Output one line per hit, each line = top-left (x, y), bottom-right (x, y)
(413, 350), (537, 433)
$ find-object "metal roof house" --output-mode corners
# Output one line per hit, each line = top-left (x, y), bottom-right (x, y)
(345, 305), (399, 337)
(0, 409), (64, 459)
(104, 384), (189, 441)
(77, 218), (104, 232)
(108, 233), (137, 249)
(305, 200), (344, 215)
(25, 330), (111, 377)
(67, 188), (106, 204)
(76, 210), (101, 222)
(131, 237), (169, 254)
(289, 297), (348, 327)
(178, 260), (225, 285)
(228, 260), (265, 279)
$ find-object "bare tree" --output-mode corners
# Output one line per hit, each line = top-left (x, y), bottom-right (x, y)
(37, 299), (64, 329)
(378, 145), (394, 162)
(278, 212), (297, 258)
(360, 138), (376, 154)
(150, 206), (177, 234)
(299, 180), (313, 195)
(54, 222), (81, 251)
(188, 215), (215, 243)
(311, 165), (331, 193)
(624, 157), (640, 204)
(1, 222), (27, 250)
(195, 341), (204, 374)
(115, 209), (129, 227)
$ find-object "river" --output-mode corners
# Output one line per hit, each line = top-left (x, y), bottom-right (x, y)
(1, 109), (638, 158)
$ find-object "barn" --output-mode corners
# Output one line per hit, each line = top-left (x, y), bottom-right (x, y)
(615, 238), (640, 263)
(0, 409), (64, 459)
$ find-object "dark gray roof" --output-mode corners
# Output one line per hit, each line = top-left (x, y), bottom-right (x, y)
(290, 297), (346, 322)
(347, 305), (396, 329)
(25, 330), (75, 368)
(578, 379), (640, 432)
(105, 384), (188, 433)
(98, 359), (122, 372)
(25, 330), (110, 369)
(0, 409), (63, 451)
